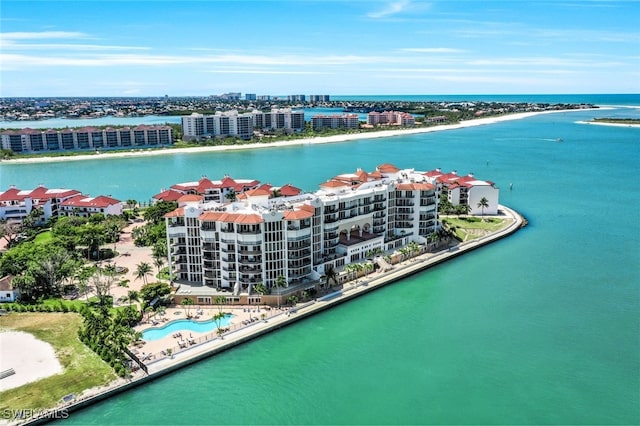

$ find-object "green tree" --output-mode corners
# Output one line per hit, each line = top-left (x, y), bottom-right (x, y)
(139, 282), (172, 307)
(181, 297), (194, 317)
(324, 264), (339, 289)
(80, 223), (106, 260)
(212, 309), (227, 338)
(127, 290), (140, 307)
(274, 275), (287, 308)
(135, 262), (152, 285)
(143, 201), (178, 224)
(477, 197), (490, 220)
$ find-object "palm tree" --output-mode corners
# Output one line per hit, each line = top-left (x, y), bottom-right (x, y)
(212, 310), (227, 338)
(324, 264), (339, 289)
(363, 262), (374, 276)
(127, 290), (140, 308)
(399, 247), (410, 261)
(407, 241), (421, 260)
(153, 256), (165, 275)
(253, 282), (267, 295)
(135, 262), (152, 285)
(274, 275), (287, 308)
(181, 298), (194, 318)
(477, 197), (489, 220)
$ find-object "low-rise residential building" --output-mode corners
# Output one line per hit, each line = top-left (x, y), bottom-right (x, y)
(0, 276), (17, 302)
(425, 169), (500, 215)
(164, 163), (441, 305)
(367, 111), (415, 126)
(155, 176), (262, 204)
(0, 185), (121, 221)
(310, 114), (360, 130)
(0, 185), (81, 221)
(60, 194), (123, 217)
(0, 125), (172, 153)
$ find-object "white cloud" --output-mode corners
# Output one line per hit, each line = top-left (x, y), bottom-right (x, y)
(400, 47), (466, 53)
(367, 1), (429, 19)
(1, 42), (150, 51)
(204, 69), (326, 75)
(0, 52), (393, 69)
(1, 31), (87, 40)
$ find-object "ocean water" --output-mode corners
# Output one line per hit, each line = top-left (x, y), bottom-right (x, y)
(7, 95), (640, 424)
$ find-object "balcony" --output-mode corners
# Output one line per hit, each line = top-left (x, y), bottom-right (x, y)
(239, 257), (262, 264)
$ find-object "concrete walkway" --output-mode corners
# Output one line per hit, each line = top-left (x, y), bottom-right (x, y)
(28, 205), (525, 425)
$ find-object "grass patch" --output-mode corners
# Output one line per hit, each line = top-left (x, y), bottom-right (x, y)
(33, 230), (53, 244)
(441, 216), (512, 242)
(0, 313), (116, 412)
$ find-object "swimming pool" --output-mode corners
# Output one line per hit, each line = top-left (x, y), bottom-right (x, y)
(142, 315), (233, 341)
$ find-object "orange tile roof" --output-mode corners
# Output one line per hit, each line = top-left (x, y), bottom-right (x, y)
(153, 189), (184, 202)
(164, 207), (185, 218)
(320, 179), (349, 188)
(178, 194), (203, 202)
(396, 183), (435, 191)
(61, 194), (121, 208)
(243, 188), (271, 197)
(199, 211), (264, 224)
(279, 183), (302, 196)
(377, 163), (400, 173)
(283, 209), (314, 220)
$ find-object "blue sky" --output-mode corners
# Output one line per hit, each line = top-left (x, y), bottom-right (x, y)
(1, 0), (639, 96)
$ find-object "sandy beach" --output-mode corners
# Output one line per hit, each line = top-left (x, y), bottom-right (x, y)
(2, 109), (599, 165)
(0, 331), (62, 392)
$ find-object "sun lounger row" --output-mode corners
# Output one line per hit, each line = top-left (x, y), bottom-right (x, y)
(241, 317), (260, 325)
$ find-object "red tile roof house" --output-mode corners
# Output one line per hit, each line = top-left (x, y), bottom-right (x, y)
(60, 194), (123, 217)
(0, 185), (81, 222)
(424, 169), (500, 215)
(153, 175), (261, 205)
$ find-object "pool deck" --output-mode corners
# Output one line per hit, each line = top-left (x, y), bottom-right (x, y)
(23, 205), (524, 426)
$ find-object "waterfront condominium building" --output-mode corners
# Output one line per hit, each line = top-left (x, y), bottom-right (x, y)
(310, 114), (360, 130)
(153, 175), (264, 205)
(164, 163), (441, 304)
(0, 184), (121, 222)
(0, 125), (172, 153)
(181, 108), (304, 141)
(367, 111), (416, 126)
(425, 169), (500, 215)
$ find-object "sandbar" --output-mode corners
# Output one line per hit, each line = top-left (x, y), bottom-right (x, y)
(576, 120), (640, 128)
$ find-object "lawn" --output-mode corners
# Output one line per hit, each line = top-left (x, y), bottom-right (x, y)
(441, 216), (512, 242)
(33, 230), (53, 244)
(0, 313), (116, 413)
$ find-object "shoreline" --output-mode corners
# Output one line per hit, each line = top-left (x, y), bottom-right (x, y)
(20, 205), (524, 426)
(2, 109), (599, 165)
(575, 120), (640, 128)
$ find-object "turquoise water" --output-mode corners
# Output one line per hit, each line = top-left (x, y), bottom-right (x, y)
(12, 95), (640, 424)
(141, 317), (232, 341)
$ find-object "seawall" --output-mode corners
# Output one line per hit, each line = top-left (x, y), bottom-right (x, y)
(25, 205), (525, 425)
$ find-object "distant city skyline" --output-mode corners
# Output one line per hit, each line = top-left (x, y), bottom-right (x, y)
(1, 0), (638, 97)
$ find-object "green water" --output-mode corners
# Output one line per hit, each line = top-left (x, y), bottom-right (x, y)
(10, 102), (638, 424)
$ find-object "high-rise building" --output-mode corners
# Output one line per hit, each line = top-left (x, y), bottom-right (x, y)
(164, 163), (441, 304)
